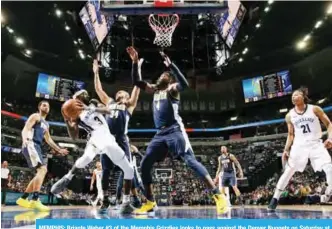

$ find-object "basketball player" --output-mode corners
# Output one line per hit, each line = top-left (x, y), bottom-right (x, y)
(128, 47), (228, 214)
(51, 90), (135, 214)
(92, 53), (141, 210)
(268, 88), (332, 211)
(90, 161), (103, 207)
(214, 146), (244, 206)
(16, 101), (69, 211)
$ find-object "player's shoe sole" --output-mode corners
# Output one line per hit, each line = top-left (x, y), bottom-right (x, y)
(51, 177), (71, 195)
(16, 198), (32, 209)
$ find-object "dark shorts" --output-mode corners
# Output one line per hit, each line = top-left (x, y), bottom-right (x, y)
(222, 173), (237, 187)
(145, 124), (194, 161)
(22, 142), (47, 168)
(100, 135), (131, 170)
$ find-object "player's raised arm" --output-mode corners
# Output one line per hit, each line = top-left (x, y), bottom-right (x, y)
(127, 46), (155, 94)
(44, 130), (69, 156)
(160, 51), (189, 92)
(313, 105), (332, 148)
(21, 113), (40, 147)
(283, 113), (295, 164)
(93, 60), (113, 105)
(127, 86), (140, 114)
(230, 154), (244, 178)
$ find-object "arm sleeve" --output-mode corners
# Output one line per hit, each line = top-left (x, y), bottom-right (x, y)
(169, 62), (189, 91)
(131, 59), (147, 90)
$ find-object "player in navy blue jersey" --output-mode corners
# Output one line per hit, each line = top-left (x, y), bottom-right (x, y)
(17, 100), (69, 211)
(92, 55), (141, 210)
(214, 146), (244, 206)
(128, 47), (228, 214)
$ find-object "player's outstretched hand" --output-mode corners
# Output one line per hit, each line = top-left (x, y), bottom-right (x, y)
(59, 148), (69, 156)
(324, 138), (332, 149)
(126, 46), (138, 63)
(160, 51), (171, 67)
(93, 59), (99, 74)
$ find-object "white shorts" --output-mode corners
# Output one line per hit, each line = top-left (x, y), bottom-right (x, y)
(96, 185), (103, 199)
(288, 140), (332, 172)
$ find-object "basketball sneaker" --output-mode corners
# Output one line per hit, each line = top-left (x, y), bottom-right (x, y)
(213, 194), (228, 214)
(267, 198), (278, 212)
(51, 177), (71, 195)
(134, 200), (157, 215)
(120, 202), (135, 215)
(16, 198), (32, 209)
(98, 199), (110, 214)
(30, 200), (50, 212)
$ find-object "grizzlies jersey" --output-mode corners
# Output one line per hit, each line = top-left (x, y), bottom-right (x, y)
(78, 103), (109, 134)
(28, 115), (49, 145)
(153, 90), (182, 129)
(289, 104), (322, 145)
(220, 154), (235, 174)
(106, 101), (130, 137)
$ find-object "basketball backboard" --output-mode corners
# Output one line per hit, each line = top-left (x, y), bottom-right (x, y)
(100, 0), (228, 15)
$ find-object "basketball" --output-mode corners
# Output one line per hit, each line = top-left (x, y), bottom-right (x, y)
(62, 99), (83, 120)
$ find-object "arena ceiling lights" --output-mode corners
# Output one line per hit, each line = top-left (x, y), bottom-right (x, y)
(296, 2), (332, 51)
(52, 5), (91, 60)
(237, 1), (274, 63)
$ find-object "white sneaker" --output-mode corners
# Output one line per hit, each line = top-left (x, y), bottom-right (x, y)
(321, 195), (331, 203)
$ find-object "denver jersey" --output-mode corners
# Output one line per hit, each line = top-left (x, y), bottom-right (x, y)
(153, 90), (182, 129)
(28, 115), (49, 145)
(289, 104), (322, 145)
(106, 101), (130, 137)
(78, 103), (108, 134)
(220, 154), (235, 174)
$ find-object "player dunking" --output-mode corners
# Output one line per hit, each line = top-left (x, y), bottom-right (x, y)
(90, 161), (103, 207)
(51, 90), (135, 214)
(92, 55), (141, 210)
(214, 146), (244, 206)
(268, 88), (332, 211)
(128, 47), (228, 214)
(16, 101), (68, 211)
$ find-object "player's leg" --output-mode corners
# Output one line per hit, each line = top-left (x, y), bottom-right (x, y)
(17, 144), (49, 211)
(100, 153), (113, 209)
(169, 130), (227, 214)
(268, 146), (308, 211)
(224, 187), (232, 207)
(115, 171), (124, 207)
(309, 143), (332, 202)
(134, 136), (167, 214)
(52, 143), (98, 195)
(104, 143), (134, 214)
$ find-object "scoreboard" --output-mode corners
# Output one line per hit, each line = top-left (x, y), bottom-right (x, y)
(243, 70), (292, 103)
(36, 73), (85, 101)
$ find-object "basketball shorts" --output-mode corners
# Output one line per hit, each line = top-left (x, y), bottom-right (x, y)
(288, 140), (332, 172)
(100, 134), (131, 170)
(22, 142), (47, 168)
(145, 124), (193, 160)
(221, 172), (237, 187)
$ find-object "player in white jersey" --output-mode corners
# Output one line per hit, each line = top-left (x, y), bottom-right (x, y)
(268, 88), (332, 211)
(90, 161), (103, 207)
(51, 90), (135, 214)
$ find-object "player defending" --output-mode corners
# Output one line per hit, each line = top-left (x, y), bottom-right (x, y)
(51, 90), (135, 214)
(128, 47), (228, 214)
(90, 161), (103, 207)
(92, 55), (141, 210)
(268, 88), (332, 211)
(16, 101), (68, 211)
(214, 146), (244, 206)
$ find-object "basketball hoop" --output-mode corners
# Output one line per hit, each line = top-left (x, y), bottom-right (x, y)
(148, 14), (179, 47)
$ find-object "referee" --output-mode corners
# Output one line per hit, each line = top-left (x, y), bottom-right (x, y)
(1, 161), (12, 206)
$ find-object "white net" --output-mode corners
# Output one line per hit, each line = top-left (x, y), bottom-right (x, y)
(148, 14), (179, 47)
